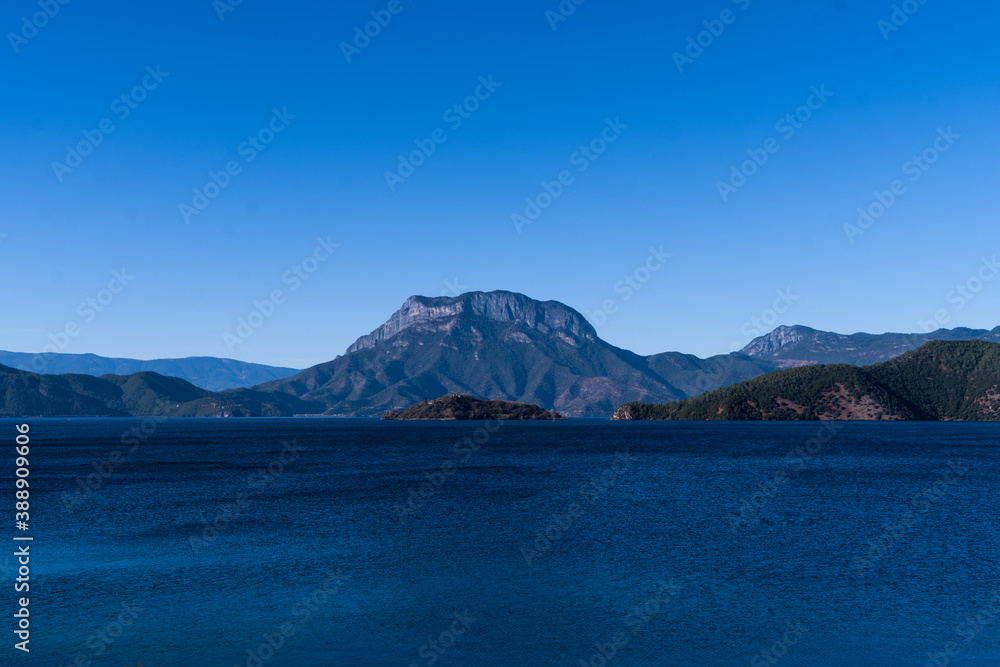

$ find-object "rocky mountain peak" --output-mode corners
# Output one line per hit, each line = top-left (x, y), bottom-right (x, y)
(740, 325), (817, 357)
(346, 290), (597, 354)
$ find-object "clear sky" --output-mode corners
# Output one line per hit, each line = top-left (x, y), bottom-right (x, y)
(1, 0), (998, 368)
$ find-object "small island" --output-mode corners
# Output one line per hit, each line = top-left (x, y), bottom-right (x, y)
(382, 394), (566, 420)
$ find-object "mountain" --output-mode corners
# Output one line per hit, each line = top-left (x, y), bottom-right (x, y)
(0, 364), (315, 418)
(255, 293), (1000, 417)
(1, 291), (764, 418)
(255, 291), (688, 417)
(645, 351), (780, 397)
(0, 351), (299, 392)
(382, 394), (565, 420)
(7, 291), (1000, 419)
(613, 340), (1000, 421)
(739, 324), (1000, 368)
(0, 364), (204, 417)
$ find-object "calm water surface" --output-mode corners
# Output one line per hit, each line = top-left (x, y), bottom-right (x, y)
(9, 419), (1000, 666)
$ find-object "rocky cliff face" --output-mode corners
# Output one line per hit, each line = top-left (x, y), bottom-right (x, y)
(347, 291), (597, 354)
(610, 403), (636, 420)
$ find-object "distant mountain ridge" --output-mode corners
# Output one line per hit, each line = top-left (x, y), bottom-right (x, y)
(4, 290), (1000, 418)
(257, 297), (1000, 416)
(613, 340), (1000, 421)
(0, 364), (314, 418)
(0, 351), (299, 391)
(739, 324), (1000, 367)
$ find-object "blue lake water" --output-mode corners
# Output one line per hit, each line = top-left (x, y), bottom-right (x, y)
(9, 419), (1000, 666)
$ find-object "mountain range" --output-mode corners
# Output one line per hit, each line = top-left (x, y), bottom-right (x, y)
(613, 340), (1000, 421)
(3, 290), (999, 418)
(0, 351), (299, 391)
(0, 364), (314, 418)
(741, 324), (1000, 367)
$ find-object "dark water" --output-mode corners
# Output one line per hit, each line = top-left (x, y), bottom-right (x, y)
(7, 419), (1000, 666)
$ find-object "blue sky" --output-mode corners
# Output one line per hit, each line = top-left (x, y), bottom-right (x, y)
(1, 0), (998, 368)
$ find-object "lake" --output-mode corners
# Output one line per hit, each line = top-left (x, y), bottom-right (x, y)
(13, 419), (1000, 666)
